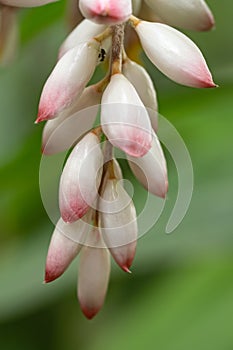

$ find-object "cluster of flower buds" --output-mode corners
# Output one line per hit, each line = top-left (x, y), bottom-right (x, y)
(1, 0), (216, 319)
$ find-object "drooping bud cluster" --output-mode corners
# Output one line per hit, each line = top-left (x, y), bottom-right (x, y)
(2, 0), (216, 319)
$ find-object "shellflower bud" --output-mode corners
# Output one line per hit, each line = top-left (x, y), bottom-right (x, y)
(144, 0), (215, 31)
(37, 39), (100, 122)
(42, 84), (102, 155)
(99, 179), (137, 272)
(59, 132), (103, 223)
(78, 228), (110, 319)
(58, 19), (106, 59)
(101, 73), (153, 157)
(79, 0), (132, 25)
(0, 0), (58, 7)
(128, 133), (168, 198)
(44, 213), (91, 283)
(123, 58), (158, 131)
(135, 21), (216, 88)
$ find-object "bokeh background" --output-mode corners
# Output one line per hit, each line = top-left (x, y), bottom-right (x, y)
(0, 1), (232, 349)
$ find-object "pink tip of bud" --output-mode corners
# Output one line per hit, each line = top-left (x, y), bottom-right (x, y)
(122, 265), (132, 274)
(81, 306), (100, 320)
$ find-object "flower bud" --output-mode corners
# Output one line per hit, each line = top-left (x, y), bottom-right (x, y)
(101, 73), (152, 157)
(99, 179), (137, 272)
(128, 133), (168, 198)
(123, 58), (158, 131)
(36, 39), (100, 122)
(42, 84), (102, 155)
(135, 21), (216, 88)
(58, 19), (106, 59)
(44, 214), (91, 283)
(145, 0), (214, 31)
(78, 228), (110, 319)
(0, 0), (58, 6)
(79, 0), (132, 25)
(59, 132), (103, 223)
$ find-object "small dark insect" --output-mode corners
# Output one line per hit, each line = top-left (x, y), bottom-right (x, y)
(98, 48), (106, 62)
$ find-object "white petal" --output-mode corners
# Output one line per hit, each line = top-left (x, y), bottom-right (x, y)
(145, 0), (214, 31)
(101, 73), (152, 157)
(58, 19), (106, 59)
(42, 85), (102, 155)
(59, 132), (103, 223)
(1, 0), (58, 7)
(123, 58), (158, 131)
(135, 21), (216, 88)
(45, 214), (91, 283)
(78, 228), (110, 319)
(128, 133), (168, 198)
(37, 39), (100, 122)
(79, 0), (132, 25)
(99, 179), (137, 272)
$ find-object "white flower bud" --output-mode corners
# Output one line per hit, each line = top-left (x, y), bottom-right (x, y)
(59, 132), (103, 223)
(42, 84), (102, 155)
(123, 58), (158, 131)
(145, 0), (214, 31)
(79, 0), (132, 25)
(44, 214), (91, 283)
(128, 133), (168, 198)
(135, 21), (216, 88)
(58, 19), (106, 59)
(37, 39), (100, 122)
(78, 228), (110, 319)
(101, 73), (152, 157)
(99, 179), (137, 272)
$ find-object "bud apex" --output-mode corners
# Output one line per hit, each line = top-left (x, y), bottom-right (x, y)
(79, 0), (132, 25)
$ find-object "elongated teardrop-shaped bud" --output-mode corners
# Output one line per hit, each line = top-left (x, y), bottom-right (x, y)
(145, 0), (214, 31)
(101, 73), (152, 157)
(128, 133), (168, 198)
(36, 39), (100, 123)
(134, 21), (216, 88)
(42, 84), (102, 155)
(0, 6), (18, 66)
(58, 19), (106, 59)
(0, 0), (58, 6)
(99, 179), (137, 272)
(78, 228), (110, 319)
(79, 0), (132, 25)
(123, 58), (158, 131)
(59, 132), (103, 223)
(45, 213), (91, 283)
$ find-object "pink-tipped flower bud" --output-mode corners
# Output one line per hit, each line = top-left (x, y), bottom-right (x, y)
(36, 39), (100, 122)
(0, 0), (58, 7)
(59, 132), (103, 223)
(44, 214), (91, 283)
(135, 21), (216, 88)
(79, 0), (132, 25)
(123, 58), (158, 132)
(101, 73), (153, 157)
(128, 132), (168, 198)
(78, 228), (110, 319)
(99, 179), (137, 272)
(145, 0), (215, 31)
(42, 84), (102, 155)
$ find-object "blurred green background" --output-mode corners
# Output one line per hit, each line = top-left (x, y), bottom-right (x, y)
(0, 1), (232, 349)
